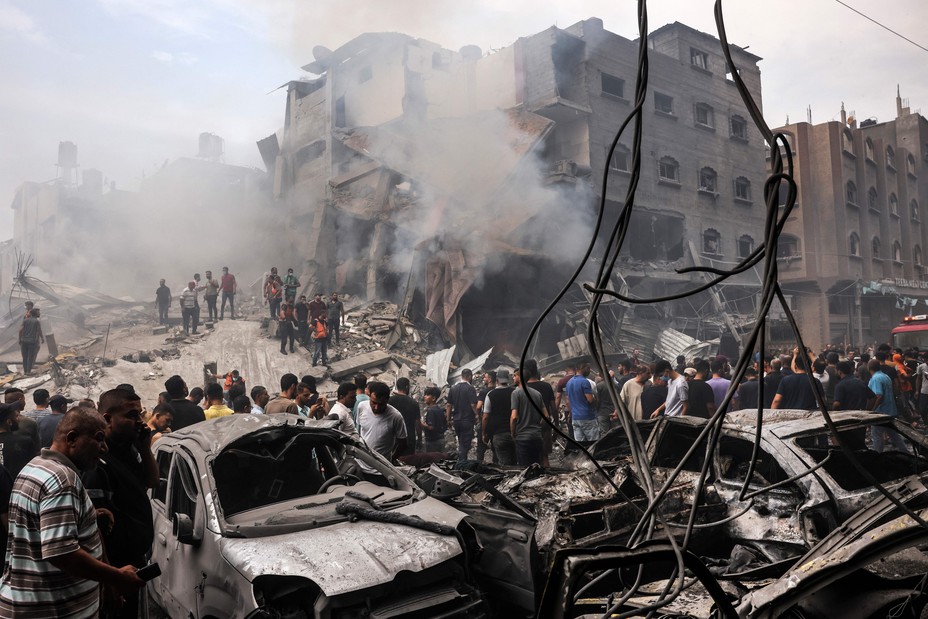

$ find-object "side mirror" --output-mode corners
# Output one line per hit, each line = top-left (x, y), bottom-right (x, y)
(173, 513), (200, 547)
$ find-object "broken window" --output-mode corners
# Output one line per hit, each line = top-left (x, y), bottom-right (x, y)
(845, 180), (857, 205)
(912, 199), (921, 222)
(725, 64), (740, 82)
(690, 47), (709, 71)
(915, 244), (923, 266)
(609, 144), (630, 172)
(698, 167), (717, 193)
(730, 115), (748, 140)
(872, 236), (881, 259)
(734, 176), (752, 201)
(625, 210), (685, 261)
(887, 145), (896, 169)
(778, 234), (800, 259)
(907, 153), (917, 176)
(654, 92), (674, 115)
(868, 186), (879, 211)
(170, 457), (198, 525)
(890, 193), (899, 216)
(893, 240), (903, 262)
(658, 156), (679, 183)
(717, 436), (796, 488)
(601, 73), (625, 99)
(795, 424), (928, 491)
(155, 451), (172, 504)
(738, 234), (754, 258)
(653, 422), (709, 472)
(702, 228), (721, 256)
(212, 431), (341, 517)
(849, 232), (860, 257)
(694, 103), (714, 128)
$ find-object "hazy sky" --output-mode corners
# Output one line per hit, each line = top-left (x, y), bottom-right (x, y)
(2, 0), (926, 233)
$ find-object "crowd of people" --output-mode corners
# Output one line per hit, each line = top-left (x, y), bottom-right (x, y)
(2, 334), (924, 616)
(546, 342), (928, 454)
(154, 267), (346, 367)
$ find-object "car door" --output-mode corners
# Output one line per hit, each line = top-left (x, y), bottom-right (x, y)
(149, 449), (174, 612)
(161, 451), (205, 618)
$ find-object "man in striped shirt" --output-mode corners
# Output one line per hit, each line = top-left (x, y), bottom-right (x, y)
(0, 407), (142, 617)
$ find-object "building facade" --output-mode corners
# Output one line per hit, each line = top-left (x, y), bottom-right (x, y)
(266, 20), (769, 357)
(774, 92), (928, 348)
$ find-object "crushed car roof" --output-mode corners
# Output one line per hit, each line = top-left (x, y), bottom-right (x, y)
(158, 414), (342, 454)
(724, 409), (891, 436)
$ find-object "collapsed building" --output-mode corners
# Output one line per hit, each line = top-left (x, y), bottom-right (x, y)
(261, 19), (769, 362)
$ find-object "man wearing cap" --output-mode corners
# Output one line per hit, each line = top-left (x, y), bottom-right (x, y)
(37, 395), (73, 448)
(482, 367), (516, 465)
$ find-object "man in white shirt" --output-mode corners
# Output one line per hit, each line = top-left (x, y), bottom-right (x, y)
(651, 359), (688, 418)
(326, 382), (359, 437)
(356, 381), (407, 462)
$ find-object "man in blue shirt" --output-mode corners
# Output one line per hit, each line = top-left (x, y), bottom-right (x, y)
(566, 362), (598, 441)
(868, 359), (908, 452)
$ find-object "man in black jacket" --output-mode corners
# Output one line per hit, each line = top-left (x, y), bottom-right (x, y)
(164, 375), (205, 430)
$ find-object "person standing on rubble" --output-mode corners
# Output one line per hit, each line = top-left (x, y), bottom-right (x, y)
(523, 359), (557, 467)
(219, 266), (237, 320)
(311, 311), (329, 367)
(283, 268), (300, 304)
(278, 300), (297, 355)
(308, 293), (327, 322)
(18, 309), (44, 375)
(510, 369), (546, 466)
(446, 369), (478, 461)
(566, 362), (598, 440)
(180, 281), (200, 335)
(328, 293), (345, 345)
(264, 268), (283, 320)
(356, 382), (407, 463)
(155, 279), (172, 325)
(483, 368), (516, 464)
(420, 387), (446, 453)
(619, 365), (651, 420)
(203, 271), (220, 322)
(295, 295), (310, 346)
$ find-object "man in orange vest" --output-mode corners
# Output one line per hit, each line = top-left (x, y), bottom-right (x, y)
(311, 311), (329, 367)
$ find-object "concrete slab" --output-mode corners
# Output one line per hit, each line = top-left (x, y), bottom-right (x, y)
(328, 350), (392, 380)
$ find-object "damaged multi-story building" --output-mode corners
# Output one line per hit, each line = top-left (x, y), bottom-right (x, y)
(773, 91), (928, 348)
(262, 19), (769, 361)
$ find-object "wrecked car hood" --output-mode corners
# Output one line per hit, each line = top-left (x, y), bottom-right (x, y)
(220, 497), (466, 596)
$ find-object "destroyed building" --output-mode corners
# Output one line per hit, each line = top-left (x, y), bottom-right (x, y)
(262, 19), (768, 361)
(3, 138), (271, 301)
(773, 91), (928, 348)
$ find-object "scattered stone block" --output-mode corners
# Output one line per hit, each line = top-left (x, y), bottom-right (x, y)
(328, 351), (393, 380)
(152, 326), (168, 335)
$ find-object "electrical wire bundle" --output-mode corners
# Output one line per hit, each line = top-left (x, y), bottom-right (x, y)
(516, 1), (928, 616)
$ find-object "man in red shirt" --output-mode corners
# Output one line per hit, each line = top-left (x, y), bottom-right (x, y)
(220, 266), (237, 320)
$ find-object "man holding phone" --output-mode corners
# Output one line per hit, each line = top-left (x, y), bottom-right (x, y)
(83, 386), (158, 618)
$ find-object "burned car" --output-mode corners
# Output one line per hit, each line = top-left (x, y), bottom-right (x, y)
(148, 414), (486, 618)
(443, 410), (928, 569)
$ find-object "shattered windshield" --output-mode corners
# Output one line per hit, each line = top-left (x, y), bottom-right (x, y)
(211, 428), (410, 519)
(794, 422), (928, 491)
